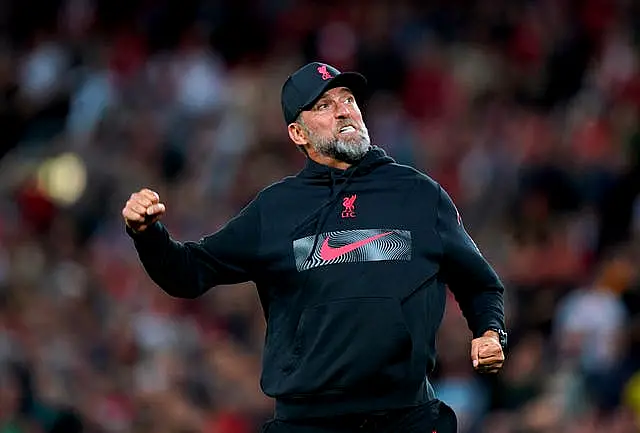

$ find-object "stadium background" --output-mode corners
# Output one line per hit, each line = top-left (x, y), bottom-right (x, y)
(1, 0), (640, 432)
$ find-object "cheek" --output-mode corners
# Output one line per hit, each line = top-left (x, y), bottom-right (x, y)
(305, 113), (337, 137)
(313, 120), (336, 136)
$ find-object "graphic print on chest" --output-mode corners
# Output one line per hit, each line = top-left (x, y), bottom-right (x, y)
(341, 194), (357, 218)
(293, 229), (412, 271)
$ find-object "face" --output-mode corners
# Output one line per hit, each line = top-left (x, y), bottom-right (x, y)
(289, 87), (370, 164)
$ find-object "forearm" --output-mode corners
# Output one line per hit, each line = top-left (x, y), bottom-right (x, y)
(436, 185), (506, 336)
(455, 285), (505, 338)
(128, 222), (211, 298)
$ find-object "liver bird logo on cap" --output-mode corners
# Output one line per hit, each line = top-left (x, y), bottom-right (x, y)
(317, 65), (333, 80)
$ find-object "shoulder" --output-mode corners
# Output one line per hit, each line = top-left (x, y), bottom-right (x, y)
(252, 175), (299, 201)
(383, 162), (442, 191)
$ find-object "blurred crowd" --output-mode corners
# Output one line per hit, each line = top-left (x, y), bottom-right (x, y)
(1, 0), (640, 432)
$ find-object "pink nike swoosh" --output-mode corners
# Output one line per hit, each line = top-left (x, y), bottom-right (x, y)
(320, 231), (394, 261)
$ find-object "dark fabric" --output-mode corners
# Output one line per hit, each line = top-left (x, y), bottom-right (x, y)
(280, 62), (367, 124)
(128, 146), (504, 419)
(261, 400), (457, 433)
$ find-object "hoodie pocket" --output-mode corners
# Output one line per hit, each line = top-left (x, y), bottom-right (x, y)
(280, 297), (414, 396)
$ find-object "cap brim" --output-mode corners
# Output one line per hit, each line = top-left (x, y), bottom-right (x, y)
(301, 72), (368, 112)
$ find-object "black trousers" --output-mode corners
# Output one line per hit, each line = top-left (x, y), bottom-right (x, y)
(261, 400), (457, 433)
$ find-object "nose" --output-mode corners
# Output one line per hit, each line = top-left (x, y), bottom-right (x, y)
(334, 102), (351, 118)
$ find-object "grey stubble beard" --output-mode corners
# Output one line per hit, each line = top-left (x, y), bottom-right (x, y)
(298, 119), (371, 164)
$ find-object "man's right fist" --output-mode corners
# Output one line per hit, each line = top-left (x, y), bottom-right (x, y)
(122, 188), (166, 233)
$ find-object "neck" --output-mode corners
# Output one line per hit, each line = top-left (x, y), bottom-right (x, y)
(307, 149), (351, 170)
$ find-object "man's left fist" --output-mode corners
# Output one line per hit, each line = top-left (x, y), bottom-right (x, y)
(471, 330), (504, 373)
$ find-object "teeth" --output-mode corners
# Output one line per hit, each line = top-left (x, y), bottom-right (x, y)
(340, 126), (355, 133)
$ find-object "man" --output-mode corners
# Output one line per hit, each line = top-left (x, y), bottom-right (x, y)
(122, 62), (507, 432)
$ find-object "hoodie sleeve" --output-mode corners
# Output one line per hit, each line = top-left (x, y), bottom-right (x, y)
(435, 185), (505, 338)
(126, 198), (260, 299)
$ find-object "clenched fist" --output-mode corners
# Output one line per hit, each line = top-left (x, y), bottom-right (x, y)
(471, 330), (505, 374)
(122, 188), (166, 233)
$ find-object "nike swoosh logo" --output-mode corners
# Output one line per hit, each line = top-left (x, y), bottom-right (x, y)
(319, 231), (394, 261)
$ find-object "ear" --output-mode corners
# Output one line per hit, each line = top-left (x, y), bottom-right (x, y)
(288, 122), (308, 146)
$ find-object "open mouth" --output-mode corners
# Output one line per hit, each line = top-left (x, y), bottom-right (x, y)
(339, 126), (356, 134)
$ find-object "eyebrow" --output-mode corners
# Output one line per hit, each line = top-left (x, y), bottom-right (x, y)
(314, 90), (354, 108)
(313, 97), (330, 108)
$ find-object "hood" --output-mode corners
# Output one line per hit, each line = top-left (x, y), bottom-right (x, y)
(296, 145), (395, 183)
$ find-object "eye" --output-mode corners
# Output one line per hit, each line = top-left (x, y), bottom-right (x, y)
(345, 96), (355, 104)
(316, 102), (329, 110)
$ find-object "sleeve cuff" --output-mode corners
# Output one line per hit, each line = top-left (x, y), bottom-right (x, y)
(125, 221), (167, 248)
(474, 322), (505, 339)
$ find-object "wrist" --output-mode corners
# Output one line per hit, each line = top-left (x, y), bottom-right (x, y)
(482, 328), (508, 350)
(482, 330), (500, 342)
(125, 222), (141, 235)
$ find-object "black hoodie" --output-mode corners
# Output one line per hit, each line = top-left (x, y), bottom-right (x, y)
(127, 146), (505, 419)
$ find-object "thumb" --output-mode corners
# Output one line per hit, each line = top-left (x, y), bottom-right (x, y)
(471, 340), (480, 368)
(146, 203), (166, 215)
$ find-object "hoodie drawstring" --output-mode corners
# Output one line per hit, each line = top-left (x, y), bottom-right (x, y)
(304, 167), (358, 261)
(291, 146), (392, 265)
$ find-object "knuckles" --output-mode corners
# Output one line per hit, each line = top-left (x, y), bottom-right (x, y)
(123, 190), (161, 224)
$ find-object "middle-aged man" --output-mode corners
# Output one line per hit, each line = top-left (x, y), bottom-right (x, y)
(122, 62), (507, 432)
